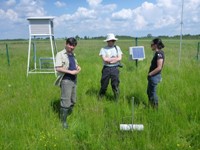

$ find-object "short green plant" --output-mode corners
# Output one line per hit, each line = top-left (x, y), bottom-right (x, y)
(0, 39), (199, 150)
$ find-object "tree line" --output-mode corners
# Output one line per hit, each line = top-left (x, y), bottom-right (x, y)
(72, 34), (200, 40)
(0, 34), (199, 41)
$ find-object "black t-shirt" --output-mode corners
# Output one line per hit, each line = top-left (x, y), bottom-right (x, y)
(149, 50), (165, 75)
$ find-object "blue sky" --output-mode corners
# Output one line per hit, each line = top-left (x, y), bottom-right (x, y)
(0, 0), (199, 39)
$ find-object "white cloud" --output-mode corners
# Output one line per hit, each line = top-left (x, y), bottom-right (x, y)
(134, 14), (148, 30)
(154, 16), (176, 28)
(6, 9), (18, 21)
(87, 0), (102, 8)
(100, 4), (117, 13)
(55, 7), (96, 26)
(15, 0), (46, 18)
(6, 0), (16, 6)
(110, 2), (156, 30)
(185, 0), (200, 17)
(0, 9), (18, 21)
(53, 0), (200, 37)
(157, 0), (174, 8)
(74, 7), (96, 19)
(54, 1), (66, 8)
(19, 0), (37, 6)
(0, 0), (200, 39)
(112, 9), (133, 20)
(192, 16), (199, 22)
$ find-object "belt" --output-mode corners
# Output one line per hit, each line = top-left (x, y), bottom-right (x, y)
(62, 77), (76, 82)
(103, 65), (118, 68)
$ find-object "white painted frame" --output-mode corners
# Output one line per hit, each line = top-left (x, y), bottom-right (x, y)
(27, 17), (57, 76)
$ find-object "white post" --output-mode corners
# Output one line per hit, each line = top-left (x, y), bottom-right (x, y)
(179, 0), (184, 66)
(131, 97), (134, 126)
(33, 39), (37, 70)
(50, 35), (56, 76)
(27, 36), (31, 76)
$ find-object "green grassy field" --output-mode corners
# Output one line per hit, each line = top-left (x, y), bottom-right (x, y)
(0, 38), (200, 150)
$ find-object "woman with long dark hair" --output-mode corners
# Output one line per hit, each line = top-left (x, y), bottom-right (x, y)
(147, 38), (165, 109)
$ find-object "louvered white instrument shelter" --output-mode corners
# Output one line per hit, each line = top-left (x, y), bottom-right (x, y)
(27, 16), (57, 76)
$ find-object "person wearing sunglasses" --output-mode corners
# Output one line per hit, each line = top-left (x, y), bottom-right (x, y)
(147, 38), (165, 109)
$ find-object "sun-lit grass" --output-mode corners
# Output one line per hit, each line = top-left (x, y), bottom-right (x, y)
(0, 38), (200, 149)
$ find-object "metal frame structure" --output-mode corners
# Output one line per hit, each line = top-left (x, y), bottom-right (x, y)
(27, 16), (57, 76)
(197, 42), (200, 60)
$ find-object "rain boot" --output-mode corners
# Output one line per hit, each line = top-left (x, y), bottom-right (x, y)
(113, 88), (119, 102)
(98, 89), (106, 100)
(153, 103), (158, 110)
(148, 100), (154, 108)
(68, 105), (73, 116)
(60, 107), (69, 129)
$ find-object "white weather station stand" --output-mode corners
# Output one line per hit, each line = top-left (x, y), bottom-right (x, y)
(26, 17), (57, 76)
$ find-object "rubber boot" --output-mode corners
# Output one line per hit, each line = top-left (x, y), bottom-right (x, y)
(148, 100), (158, 110)
(60, 107), (69, 129)
(148, 100), (154, 108)
(113, 88), (119, 102)
(68, 105), (73, 116)
(98, 89), (106, 100)
(153, 103), (158, 110)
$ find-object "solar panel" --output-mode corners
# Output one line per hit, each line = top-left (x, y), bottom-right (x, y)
(129, 46), (145, 60)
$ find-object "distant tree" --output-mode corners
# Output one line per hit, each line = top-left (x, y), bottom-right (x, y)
(75, 35), (80, 40)
(84, 36), (89, 40)
(147, 34), (152, 38)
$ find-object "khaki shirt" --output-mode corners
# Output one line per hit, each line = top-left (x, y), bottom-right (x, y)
(54, 49), (78, 86)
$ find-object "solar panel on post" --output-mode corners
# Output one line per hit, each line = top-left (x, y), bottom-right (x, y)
(129, 46), (145, 60)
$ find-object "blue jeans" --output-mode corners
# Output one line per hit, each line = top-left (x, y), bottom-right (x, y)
(147, 74), (161, 104)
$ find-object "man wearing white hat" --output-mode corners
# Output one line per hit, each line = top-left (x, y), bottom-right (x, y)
(98, 33), (123, 101)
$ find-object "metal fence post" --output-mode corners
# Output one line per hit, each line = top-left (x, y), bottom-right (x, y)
(197, 42), (200, 60)
(6, 44), (10, 66)
(135, 37), (138, 67)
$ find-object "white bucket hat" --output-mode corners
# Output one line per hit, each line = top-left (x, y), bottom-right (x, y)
(104, 33), (118, 42)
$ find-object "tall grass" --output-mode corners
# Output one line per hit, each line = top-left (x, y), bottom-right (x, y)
(0, 38), (199, 149)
